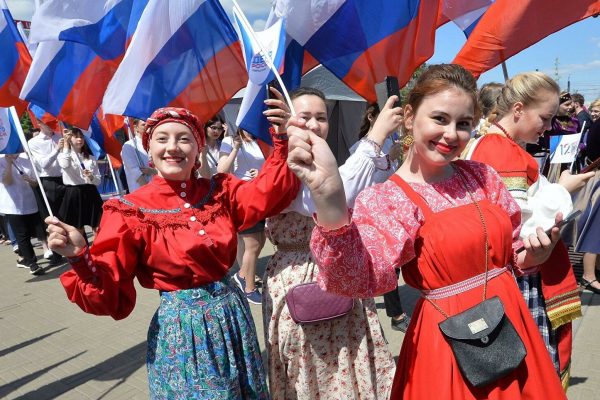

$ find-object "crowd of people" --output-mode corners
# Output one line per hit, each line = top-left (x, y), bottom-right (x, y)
(1, 63), (599, 399)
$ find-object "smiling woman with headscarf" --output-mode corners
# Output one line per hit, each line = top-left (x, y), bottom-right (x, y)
(45, 107), (300, 399)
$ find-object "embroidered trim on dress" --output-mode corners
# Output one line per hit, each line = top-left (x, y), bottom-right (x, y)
(545, 288), (583, 330)
(104, 177), (225, 230)
(421, 267), (508, 300)
(501, 176), (529, 192)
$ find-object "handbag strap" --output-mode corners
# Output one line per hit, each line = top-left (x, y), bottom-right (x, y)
(425, 166), (489, 319)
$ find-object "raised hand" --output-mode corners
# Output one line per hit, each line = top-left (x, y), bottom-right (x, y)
(263, 86), (291, 135)
(45, 217), (88, 257)
(287, 117), (348, 229)
(287, 117), (337, 191)
(232, 133), (243, 150)
(367, 96), (403, 145)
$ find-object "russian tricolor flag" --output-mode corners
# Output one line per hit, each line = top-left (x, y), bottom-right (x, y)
(0, 0), (31, 115)
(0, 107), (24, 154)
(102, 0), (248, 122)
(233, 10), (286, 144)
(273, 0), (441, 102)
(20, 0), (146, 129)
(20, 40), (120, 129)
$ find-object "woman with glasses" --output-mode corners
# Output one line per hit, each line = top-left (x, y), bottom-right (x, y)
(200, 115), (226, 177)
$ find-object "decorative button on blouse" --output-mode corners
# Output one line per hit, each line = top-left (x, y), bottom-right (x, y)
(190, 216), (197, 222)
(180, 192), (186, 198)
(184, 203), (191, 208)
(181, 183), (187, 189)
(199, 230), (205, 235)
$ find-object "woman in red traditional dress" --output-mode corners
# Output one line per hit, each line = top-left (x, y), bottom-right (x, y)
(45, 107), (299, 399)
(464, 72), (593, 388)
(286, 64), (568, 399)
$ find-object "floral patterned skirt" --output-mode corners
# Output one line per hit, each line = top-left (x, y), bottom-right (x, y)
(147, 279), (269, 400)
(263, 249), (395, 400)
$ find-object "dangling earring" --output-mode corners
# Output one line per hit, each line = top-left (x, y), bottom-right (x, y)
(148, 156), (155, 168)
(402, 131), (414, 152)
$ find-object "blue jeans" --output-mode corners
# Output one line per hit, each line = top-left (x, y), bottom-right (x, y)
(6, 220), (17, 246)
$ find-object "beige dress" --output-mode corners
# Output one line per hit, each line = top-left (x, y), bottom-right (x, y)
(262, 212), (395, 400)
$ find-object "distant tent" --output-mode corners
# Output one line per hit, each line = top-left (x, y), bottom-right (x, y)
(223, 65), (368, 164)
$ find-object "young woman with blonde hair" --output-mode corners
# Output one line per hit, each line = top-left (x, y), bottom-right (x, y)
(464, 71), (593, 388)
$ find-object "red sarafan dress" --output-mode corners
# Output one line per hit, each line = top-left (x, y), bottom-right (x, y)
(311, 160), (566, 399)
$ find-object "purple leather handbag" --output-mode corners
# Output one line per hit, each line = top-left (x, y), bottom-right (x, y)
(285, 282), (354, 324)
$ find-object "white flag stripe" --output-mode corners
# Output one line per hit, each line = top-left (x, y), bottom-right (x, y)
(0, 0), (9, 32)
(29, 0), (124, 43)
(19, 41), (64, 100)
(273, 0), (345, 46)
(102, 0), (206, 115)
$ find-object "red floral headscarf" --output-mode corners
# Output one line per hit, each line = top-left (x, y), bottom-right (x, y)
(142, 107), (205, 152)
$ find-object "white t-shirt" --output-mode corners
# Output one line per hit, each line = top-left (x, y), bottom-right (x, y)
(220, 136), (265, 181)
(27, 133), (62, 177)
(0, 154), (39, 215)
(205, 143), (220, 176)
(121, 136), (150, 192)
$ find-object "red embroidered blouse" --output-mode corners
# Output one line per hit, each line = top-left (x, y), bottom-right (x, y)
(60, 138), (299, 320)
(310, 161), (522, 298)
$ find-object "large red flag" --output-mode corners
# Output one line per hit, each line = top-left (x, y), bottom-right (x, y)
(453, 0), (600, 78)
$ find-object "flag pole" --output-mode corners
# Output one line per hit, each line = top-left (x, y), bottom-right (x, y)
(105, 154), (122, 196)
(10, 106), (54, 218)
(501, 61), (509, 81)
(231, 0), (296, 116)
(570, 120), (586, 173)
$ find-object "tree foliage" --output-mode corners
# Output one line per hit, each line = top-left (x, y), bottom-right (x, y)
(20, 111), (33, 135)
(400, 63), (428, 104)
